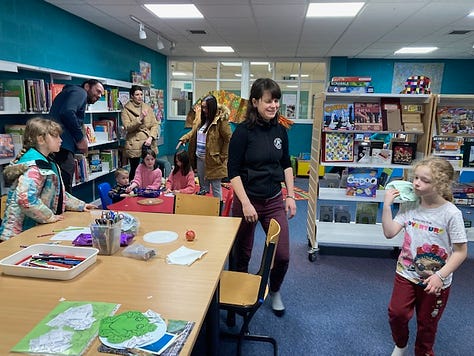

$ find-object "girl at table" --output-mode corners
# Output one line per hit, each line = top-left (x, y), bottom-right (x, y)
(126, 148), (162, 192)
(0, 117), (95, 242)
(165, 150), (196, 194)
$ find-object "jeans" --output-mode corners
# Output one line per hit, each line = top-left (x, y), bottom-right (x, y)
(196, 156), (221, 199)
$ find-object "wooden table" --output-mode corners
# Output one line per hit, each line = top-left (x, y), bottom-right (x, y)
(0, 211), (241, 355)
(108, 195), (176, 213)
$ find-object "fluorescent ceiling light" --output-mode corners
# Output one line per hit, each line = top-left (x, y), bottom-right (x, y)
(235, 73), (254, 77)
(394, 47), (438, 54)
(469, 11), (474, 17)
(250, 62), (269, 65)
(290, 74), (309, 78)
(221, 62), (242, 67)
(307, 2), (364, 17)
(286, 85), (298, 88)
(172, 72), (189, 76)
(201, 46), (234, 53)
(144, 4), (203, 18)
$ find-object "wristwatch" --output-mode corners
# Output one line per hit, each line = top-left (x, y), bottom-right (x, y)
(435, 270), (447, 283)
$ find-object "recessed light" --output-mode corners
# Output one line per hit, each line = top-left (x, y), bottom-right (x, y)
(306, 2), (364, 17)
(201, 46), (234, 53)
(394, 47), (438, 54)
(144, 4), (203, 18)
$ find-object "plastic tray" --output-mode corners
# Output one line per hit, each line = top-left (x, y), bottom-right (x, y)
(0, 244), (98, 280)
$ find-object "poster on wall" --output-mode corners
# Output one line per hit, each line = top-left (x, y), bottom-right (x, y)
(391, 62), (444, 94)
(140, 60), (152, 86)
(282, 93), (296, 119)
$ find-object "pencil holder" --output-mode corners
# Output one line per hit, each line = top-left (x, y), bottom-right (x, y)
(90, 221), (122, 255)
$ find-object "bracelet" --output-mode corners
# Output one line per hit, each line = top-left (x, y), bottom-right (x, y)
(286, 195), (295, 200)
(435, 270), (447, 283)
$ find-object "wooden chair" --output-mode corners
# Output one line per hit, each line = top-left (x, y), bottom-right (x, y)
(173, 193), (220, 216)
(219, 218), (281, 356)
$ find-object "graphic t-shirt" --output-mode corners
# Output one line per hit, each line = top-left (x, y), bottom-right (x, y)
(394, 202), (467, 287)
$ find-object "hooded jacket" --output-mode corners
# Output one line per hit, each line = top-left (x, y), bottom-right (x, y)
(0, 148), (85, 241)
(179, 104), (232, 180)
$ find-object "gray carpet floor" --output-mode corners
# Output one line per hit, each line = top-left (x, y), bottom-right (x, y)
(194, 178), (474, 356)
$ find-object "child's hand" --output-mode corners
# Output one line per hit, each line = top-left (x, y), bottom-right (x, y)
(47, 214), (64, 223)
(384, 189), (399, 205)
(84, 204), (98, 211)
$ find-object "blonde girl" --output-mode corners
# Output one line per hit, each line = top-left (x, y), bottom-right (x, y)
(382, 156), (468, 356)
(0, 118), (95, 241)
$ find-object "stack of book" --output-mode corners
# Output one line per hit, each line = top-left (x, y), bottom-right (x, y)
(327, 76), (373, 94)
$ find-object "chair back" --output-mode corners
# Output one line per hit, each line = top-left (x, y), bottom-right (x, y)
(221, 185), (234, 217)
(97, 182), (112, 209)
(256, 218), (280, 299)
(174, 193), (220, 216)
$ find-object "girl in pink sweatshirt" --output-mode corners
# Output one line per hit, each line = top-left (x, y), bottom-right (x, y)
(165, 150), (196, 194)
(127, 148), (162, 192)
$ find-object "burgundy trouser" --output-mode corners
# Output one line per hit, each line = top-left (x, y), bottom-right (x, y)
(231, 193), (290, 292)
(388, 273), (450, 356)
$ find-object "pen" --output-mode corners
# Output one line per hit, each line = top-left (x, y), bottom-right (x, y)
(37, 233), (56, 238)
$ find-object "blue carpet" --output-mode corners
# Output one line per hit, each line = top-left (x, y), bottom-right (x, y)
(194, 177), (474, 356)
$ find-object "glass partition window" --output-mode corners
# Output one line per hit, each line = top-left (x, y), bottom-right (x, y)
(168, 59), (327, 121)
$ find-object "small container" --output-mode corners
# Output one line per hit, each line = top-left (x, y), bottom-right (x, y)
(90, 221), (122, 255)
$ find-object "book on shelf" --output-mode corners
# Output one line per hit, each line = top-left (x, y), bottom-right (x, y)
(319, 205), (334, 222)
(462, 137), (474, 167)
(118, 91), (129, 108)
(322, 132), (354, 162)
(334, 205), (351, 223)
(0, 134), (15, 159)
(100, 149), (119, 171)
(4, 124), (26, 145)
(391, 141), (417, 165)
(381, 97), (402, 131)
(0, 79), (27, 112)
(436, 106), (474, 135)
(330, 81), (371, 87)
(354, 102), (382, 131)
(323, 103), (354, 131)
(50, 83), (65, 103)
(432, 153), (464, 169)
(355, 202), (379, 224)
(84, 124), (96, 144)
(355, 140), (371, 163)
(346, 167), (378, 198)
(93, 118), (116, 141)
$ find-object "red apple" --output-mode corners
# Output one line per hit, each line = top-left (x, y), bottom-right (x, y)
(185, 229), (196, 241)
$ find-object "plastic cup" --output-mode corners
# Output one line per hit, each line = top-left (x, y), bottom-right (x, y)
(90, 221), (122, 255)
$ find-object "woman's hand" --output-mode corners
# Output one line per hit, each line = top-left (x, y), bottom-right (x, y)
(176, 140), (184, 150)
(144, 136), (153, 146)
(242, 202), (258, 223)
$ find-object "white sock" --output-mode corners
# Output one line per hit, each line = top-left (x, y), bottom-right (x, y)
(391, 345), (407, 356)
(270, 291), (285, 311)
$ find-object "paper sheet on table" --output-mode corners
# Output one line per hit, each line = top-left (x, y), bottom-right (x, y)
(50, 226), (90, 241)
(166, 246), (208, 266)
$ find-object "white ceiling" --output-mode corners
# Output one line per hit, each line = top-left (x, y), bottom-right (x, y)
(44, 0), (474, 60)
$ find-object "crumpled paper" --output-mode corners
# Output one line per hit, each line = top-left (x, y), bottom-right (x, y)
(166, 246), (208, 266)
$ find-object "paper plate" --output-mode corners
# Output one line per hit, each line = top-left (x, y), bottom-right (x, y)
(137, 198), (163, 205)
(143, 231), (179, 244)
(99, 314), (166, 349)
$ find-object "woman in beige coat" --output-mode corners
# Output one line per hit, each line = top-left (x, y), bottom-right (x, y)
(177, 95), (232, 199)
(122, 85), (158, 179)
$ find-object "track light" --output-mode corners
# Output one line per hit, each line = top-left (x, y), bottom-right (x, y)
(139, 23), (147, 40)
(157, 36), (165, 50)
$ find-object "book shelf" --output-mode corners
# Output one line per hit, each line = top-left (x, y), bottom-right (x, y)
(0, 60), (132, 203)
(305, 92), (436, 260)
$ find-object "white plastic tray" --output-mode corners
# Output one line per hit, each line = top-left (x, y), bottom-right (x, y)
(0, 244), (98, 280)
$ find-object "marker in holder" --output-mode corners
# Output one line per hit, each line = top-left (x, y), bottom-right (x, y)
(90, 220), (122, 255)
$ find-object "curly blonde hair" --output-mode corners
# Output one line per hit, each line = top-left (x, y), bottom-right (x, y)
(414, 156), (454, 202)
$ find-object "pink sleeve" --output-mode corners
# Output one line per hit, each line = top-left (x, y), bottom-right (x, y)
(179, 171), (196, 194)
(130, 164), (144, 187)
(166, 173), (174, 190)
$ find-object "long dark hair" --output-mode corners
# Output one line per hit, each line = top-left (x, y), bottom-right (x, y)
(245, 78), (281, 128)
(200, 95), (217, 133)
(172, 150), (191, 176)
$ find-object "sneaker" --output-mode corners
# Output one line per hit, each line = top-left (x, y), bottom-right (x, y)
(270, 291), (285, 317)
(391, 345), (407, 356)
(196, 189), (208, 196)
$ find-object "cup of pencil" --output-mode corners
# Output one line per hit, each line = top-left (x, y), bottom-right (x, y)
(90, 221), (122, 255)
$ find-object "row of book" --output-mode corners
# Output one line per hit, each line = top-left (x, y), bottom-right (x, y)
(72, 148), (121, 185)
(0, 79), (124, 113)
(84, 118), (118, 143)
(436, 106), (474, 135)
(319, 202), (380, 224)
(326, 76), (374, 94)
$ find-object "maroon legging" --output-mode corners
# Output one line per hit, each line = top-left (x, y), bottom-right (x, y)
(231, 193), (290, 292)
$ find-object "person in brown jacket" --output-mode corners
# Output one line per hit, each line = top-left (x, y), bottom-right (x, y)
(121, 85), (158, 179)
(177, 95), (232, 199)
